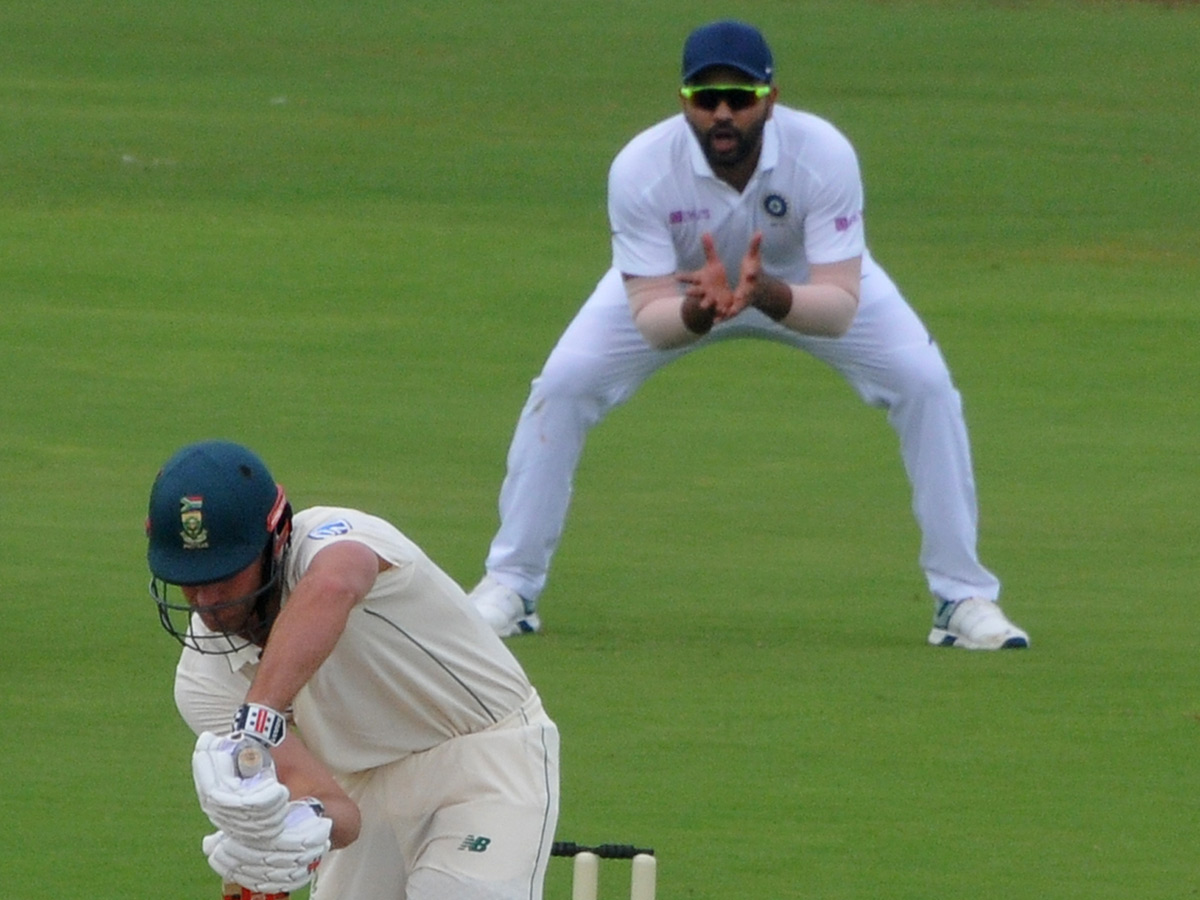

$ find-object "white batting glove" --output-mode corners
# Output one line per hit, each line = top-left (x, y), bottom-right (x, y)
(201, 801), (332, 893)
(192, 731), (290, 845)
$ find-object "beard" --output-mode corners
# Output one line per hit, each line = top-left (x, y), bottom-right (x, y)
(691, 114), (768, 171)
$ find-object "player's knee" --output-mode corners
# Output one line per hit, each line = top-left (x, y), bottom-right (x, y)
(534, 354), (614, 404)
(866, 349), (959, 410)
(907, 357), (956, 400)
(887, 341), (957, 395)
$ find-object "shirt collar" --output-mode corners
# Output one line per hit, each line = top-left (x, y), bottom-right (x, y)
(188, 616), (264, 672)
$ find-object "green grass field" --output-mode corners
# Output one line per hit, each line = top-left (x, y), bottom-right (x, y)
(2, 1), (1198, 897)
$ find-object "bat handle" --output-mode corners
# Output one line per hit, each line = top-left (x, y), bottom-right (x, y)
(222, 884), (290, 900)
(221, 739), (287, 899)
(229, 733), (275, 780)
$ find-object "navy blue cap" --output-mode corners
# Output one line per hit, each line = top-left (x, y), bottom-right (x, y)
(147, 440), (282, 585)
(682, 21), (774, 83)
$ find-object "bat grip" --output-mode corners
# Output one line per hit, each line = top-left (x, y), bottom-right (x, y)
(230, 733), (274, 780)
(222, 884), (289, 900)
(221, 739), (287, 899)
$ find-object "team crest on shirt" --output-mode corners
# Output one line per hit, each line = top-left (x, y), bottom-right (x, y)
(309, 519), (352, 540)
(763, 194), (788, 218)
(179, 496), (209, 549)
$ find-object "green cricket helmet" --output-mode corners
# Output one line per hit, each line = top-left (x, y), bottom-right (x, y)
(146, 440), (292, 653)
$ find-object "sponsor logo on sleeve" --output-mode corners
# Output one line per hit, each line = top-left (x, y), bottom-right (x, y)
(309, 519), (352, 540)
(835, 211), (862, 232)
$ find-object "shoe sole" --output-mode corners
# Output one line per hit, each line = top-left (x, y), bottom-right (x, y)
(498, 614), (541, 637)
(928, 628), (1029, 650)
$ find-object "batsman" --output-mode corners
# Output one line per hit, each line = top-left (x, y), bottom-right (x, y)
(145, 440), (560, 899)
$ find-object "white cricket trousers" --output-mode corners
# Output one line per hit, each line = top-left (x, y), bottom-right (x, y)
(310, 691), (559, 900)
(485, 266), (1000, 605)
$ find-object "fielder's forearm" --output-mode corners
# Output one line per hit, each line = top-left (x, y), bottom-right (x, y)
(625, 274), (710, 348)
(758, 280), (858, 337)
(750, 265), (859, 338)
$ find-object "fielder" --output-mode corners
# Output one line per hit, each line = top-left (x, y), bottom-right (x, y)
(469, 20), (1028, 650)
(146, 440), (560, 899)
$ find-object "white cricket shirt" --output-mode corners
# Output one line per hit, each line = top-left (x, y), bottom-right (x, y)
(174, 507), (536, 775)
(609, 105), (882, 291)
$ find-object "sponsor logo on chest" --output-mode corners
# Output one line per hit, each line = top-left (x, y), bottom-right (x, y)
(668, 208), (712, 225)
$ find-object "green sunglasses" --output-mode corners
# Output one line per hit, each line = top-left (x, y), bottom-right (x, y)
(679, 84), (772, 111)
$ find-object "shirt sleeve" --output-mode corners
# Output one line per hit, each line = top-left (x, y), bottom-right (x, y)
(607, 144), (678, 277)
(285, 509), (418, 594)
(801, 125), (867, 265)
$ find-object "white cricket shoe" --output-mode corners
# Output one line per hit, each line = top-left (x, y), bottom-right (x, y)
(469, 575), (541, 637)
(928, 597), (1029, 650)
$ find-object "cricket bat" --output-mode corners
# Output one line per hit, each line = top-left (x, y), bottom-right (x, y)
(222, 739), (289, 900)
(222, 885), (289, 900)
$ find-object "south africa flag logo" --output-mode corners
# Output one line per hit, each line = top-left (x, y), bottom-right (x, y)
(179, 496), (209, 549)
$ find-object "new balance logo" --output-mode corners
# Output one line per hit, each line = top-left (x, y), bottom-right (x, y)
(458, 835), (492, 853)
